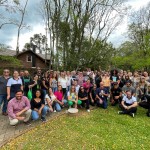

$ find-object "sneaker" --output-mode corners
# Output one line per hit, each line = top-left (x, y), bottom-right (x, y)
(41, 117), (46, 122)
(130, 113), (135, 118)
(24, 121), (31, 126)
(54, 110), (56, 113)
(87, 109), (90, 112)
(118, 111), (124, 114)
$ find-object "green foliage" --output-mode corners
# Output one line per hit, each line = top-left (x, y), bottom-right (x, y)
(112, 33), (150, 71)
(0, 55), (21, 67)
(2, 107), (150, 149)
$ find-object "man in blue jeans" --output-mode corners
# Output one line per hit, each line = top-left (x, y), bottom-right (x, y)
(0, 69), (10, 116)
(96, 82), (109, 109)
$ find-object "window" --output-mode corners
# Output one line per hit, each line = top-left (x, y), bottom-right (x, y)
(27, 55), (32, 62)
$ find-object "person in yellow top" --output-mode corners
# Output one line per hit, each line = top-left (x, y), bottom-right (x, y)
(102, 72), (110, 93)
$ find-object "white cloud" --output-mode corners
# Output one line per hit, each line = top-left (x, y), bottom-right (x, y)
(108, 0), (150, 47)
(9, 24), (46, 50)
(8, 0), (150, 50)
(126, 0), (150, 10)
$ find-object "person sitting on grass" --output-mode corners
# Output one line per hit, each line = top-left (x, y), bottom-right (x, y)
(78, 86), (90, 112)
(96, 82), (109, 109)
(67, 85), (82, 108)
(7, 89), (31, 126)
(118, 91), (138, 118)
(110, 82), (122, 106)
(138, 85), (150, 117)
(54, 85), (67, 112)
(31, 90), (49, 122)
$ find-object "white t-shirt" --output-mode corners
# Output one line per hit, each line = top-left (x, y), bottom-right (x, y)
(58, 77), (67, 88)
(122, 96), (137, 104)
(66, 76), (71, 86)
(75, 85), (80, 94)
(45, 94), (56, 105)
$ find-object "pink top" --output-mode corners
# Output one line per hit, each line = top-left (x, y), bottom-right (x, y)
(54, 91), (63, 101)
(82, 82), (92, 93)
(7, 96), (31, 119)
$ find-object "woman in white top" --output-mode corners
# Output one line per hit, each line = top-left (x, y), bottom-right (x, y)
(45, 87), (57, 112)
(66, 71), (72, 92)
(58, 71), (67, 98)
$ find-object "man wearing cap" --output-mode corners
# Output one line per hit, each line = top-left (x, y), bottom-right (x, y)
(110, 82), (122, 106)
(122, 81), (136, 96)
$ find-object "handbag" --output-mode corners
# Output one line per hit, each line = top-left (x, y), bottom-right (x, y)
(27, 89), (32, 100)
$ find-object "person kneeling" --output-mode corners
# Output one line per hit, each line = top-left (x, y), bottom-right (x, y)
(68, 85), (82, 108)
(31, 90), (49, 122)
(96, 82), (109, 109)
(78, 86), (90, 112)
(118, 91), (138, 118)
(7, 90), (31, 126)
(110, 82), (122, 106)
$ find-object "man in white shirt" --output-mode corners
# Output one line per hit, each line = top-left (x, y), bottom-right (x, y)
(118, 91), (138, 117)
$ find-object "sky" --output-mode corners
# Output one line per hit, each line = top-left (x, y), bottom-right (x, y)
(0, 0), (150, 50)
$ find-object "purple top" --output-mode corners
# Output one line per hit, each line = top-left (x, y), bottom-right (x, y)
(7, 96), (31, 119)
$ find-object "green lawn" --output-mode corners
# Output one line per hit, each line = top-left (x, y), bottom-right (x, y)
(2, 106), (150, 150)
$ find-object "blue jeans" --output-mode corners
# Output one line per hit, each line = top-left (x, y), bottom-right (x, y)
(67, 86), (71, 92)
(52, 87), (57, 93)
(42, 89), (47, 99)
(97, 99), (108, 109)
(0, 94), (7, 113)
(55, 100), (67, 111)
(31, 106), (49, 120)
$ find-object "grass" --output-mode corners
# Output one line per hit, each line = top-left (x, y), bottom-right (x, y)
(2, 106), (150, 150)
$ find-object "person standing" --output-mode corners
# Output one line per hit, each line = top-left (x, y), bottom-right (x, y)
(7, 70), (23, 100)
(22, 70), (32, 96)
(0, 69), (10, 116)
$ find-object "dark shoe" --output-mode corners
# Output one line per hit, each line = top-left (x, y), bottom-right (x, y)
(146, 112), (150, 117)
(41, 117), (46, 122)
(24, 121), (31, 126)
(2, 112), (8, 116)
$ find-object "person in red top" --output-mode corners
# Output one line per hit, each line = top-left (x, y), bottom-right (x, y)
(54, 85), (67, 111)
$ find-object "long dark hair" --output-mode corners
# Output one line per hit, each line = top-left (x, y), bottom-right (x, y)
(79, 86), (84, 93)
(34, 89), (43, 99)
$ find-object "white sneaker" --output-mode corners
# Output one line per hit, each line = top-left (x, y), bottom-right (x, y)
(54, 110), (56, 113)
(87, 109), (90, 112)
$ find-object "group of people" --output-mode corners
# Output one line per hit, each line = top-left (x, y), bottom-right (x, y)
(0, 67), (150, 126)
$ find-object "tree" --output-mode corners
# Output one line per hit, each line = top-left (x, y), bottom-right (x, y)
(38, 0), (127, 70)
(0, 0), (29, 54)
(126, 2), (150, 70)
